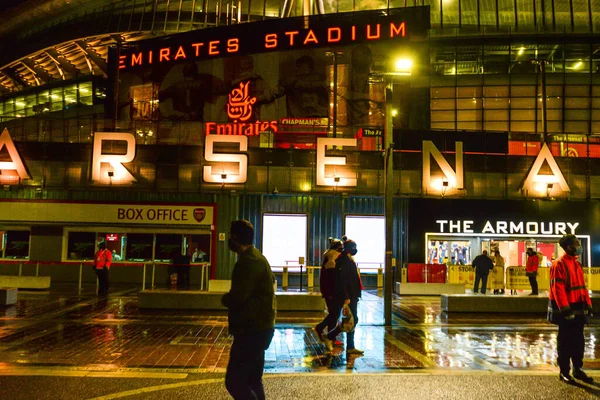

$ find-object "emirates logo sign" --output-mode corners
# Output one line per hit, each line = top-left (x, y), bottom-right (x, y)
(205, 81), (278, 136)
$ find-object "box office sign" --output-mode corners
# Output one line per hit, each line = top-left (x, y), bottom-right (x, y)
(116, 8), (429, 71)
(0, 202), (214, 226)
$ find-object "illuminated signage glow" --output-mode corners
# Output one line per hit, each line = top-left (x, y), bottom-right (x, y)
(422, 140), (464, 194)
(205, 81), (278, 136)
(91, 132), (137, 184)
(203, 135), (248, 183)
(522, 143), (570, 194)
(316, 137), (357, 187)
(0, 128), (30, 182)
(435, 220), (579, 235)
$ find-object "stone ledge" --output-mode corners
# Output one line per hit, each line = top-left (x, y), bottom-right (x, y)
(0, 276), (50, 289)
(138, 290), (325, 311)
(441, 294), (600, 313)
(396, 282), (465, 295)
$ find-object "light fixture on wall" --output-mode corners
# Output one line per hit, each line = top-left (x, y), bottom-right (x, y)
(107, 171), (114, 177)
(441, 179), (449, 198)
(334, 176), (340, 183)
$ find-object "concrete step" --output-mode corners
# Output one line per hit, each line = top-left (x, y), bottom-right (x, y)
(0, 276), (50, 289)
(138, 290), (325, 311)
(441, 293), (600, 313)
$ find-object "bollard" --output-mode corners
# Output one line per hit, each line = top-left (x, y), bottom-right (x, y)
(307, 266), (314, 289)
(18, 262), (22, 276)
(282, 266), (288, 290)
(377, 267), (384, 289)
(78, 262), (83, 295)
(142, 264), (147, 290)
(36, 262), (39, 277)
(151, 263), (156, 289)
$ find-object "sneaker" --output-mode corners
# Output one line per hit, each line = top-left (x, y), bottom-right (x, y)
(322, 337), (333, 352)
(333, 339), (343, 347)
(313, 325), (324, 342)
(559, 372), (575, 384)
(573, 369), (594, 383)
(346, 348), (364, 355)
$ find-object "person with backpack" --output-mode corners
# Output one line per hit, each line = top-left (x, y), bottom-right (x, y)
(314, 237), (343, 343)
(94, 242), (112, 296)
(548, 234), (594, 384)
(322, 236), (364, 356)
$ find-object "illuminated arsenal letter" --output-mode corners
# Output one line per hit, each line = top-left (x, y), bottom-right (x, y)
(316, 138), (357, 187)
(522, 143), (570, 192)
(0, 128), (30, 180)
(203, 135), (248, 183)
(422, 141), (464, 192)
(91, 132), (137, 183)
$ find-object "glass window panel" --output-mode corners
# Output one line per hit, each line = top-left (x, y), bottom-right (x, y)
(564, 121), (588, 132)
(442, 0), (459, 27)
(4, 230), (30, 259)
(564, 97), (588, 108)
(67, 232), (96, 260)
(431, 122), (456, 130)
(480, 0), (497, 26)
(187, 234), (211, 263)
(592, 98), (600, 109)
(457, 87), (482, 98)
(516, 0), (535, 28)
(461, 0), (478, 26)
(511, 86), (536, 97)
(511, 98), (536, 108)
(547, 85), (563, 96)
(101, 232), (125, 261)
(78, 82), (93, 106)
(484, 109), (509, 120)
(498, 0), (516, 25)
(555, 0), (572, 29)
(155, 234), (182, 262)
(483, 98), (509, 109)
(485, 121), (509, 131)
(511, 109), (536, 120)
(572, 0), (591, 32)
(431, 87), (456, 99)
(457, 121), (482, 130)
(547, 121), (562, 132)
(546, 97), (562, 109)
(593, 0), (600, 29)
(565, 109), (590, 120)
(457, 98), (481, 109)
(547, 109), (563, 120)
(565, 85), (589, 96)
(483, 86), (510, 97)
(126, 233), (153, 261)
(345, 216), (385, 268)
(457, 110), (481, 121)
(431, 99), (456, 110)
(511, 121), (536, 132)
(431, 110), (456, 121)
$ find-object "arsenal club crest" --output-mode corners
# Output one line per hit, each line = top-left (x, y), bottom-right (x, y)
(193, 208), (206, 223)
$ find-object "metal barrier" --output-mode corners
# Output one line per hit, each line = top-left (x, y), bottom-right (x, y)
(277, 265), (385, 290)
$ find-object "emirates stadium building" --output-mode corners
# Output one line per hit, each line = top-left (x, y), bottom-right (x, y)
(1, 0), (600, 290)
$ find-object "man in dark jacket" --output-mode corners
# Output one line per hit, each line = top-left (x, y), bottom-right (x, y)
(323, 236), (364, 356)
(222, 220), (276, 399)
(472, 250), (494, 294)
(314, 237), (343, 341)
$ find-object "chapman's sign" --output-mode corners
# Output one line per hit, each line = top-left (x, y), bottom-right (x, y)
(0, 128), (573, 192)
(116, 8), (429, 70)
(435, 220), (579, 235)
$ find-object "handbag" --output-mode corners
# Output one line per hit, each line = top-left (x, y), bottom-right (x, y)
(338, 303), (355, 333)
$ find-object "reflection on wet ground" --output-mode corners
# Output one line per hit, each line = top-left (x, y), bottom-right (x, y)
(0, 286), (598, 375)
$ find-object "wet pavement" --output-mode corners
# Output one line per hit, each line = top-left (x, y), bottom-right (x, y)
(0, 285), (599, 398)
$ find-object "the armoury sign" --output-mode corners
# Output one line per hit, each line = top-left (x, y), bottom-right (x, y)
(116, 8), (429, 70)
(435, 220), (580, 235)
(0, 128), (572, 191)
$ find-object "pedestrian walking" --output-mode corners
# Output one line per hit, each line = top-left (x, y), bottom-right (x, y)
(222, 220), (277, 399)
(472, 250), (494, 294)
(323, 236), (364, 356)
(493, 249), (505, 295)
(526, 247), (539, 295)
(314, 237), (343, 342)
(548, 234), (594, 384)
(94, 242), (112, 296)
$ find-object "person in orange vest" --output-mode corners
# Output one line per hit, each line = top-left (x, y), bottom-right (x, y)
(548, 234), (594, 384)
(526, 247), (539, 295)
(94, 242), (112, 296)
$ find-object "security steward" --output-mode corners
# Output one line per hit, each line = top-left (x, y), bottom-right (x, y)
(94, 242), (112, 296)
(548, 234), (594, 384)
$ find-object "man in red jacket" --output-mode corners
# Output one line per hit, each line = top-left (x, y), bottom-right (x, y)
(548, 234), (594, 384)
(94, 242), (112, 296)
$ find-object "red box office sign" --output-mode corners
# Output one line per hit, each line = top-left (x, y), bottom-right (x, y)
(115, 8), (430, 71)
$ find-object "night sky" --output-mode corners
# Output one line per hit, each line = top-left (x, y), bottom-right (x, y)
(0, 0), (27, 13)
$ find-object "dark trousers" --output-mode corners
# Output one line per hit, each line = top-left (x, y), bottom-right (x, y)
(528, 276), (539, 294)
(226, 329), (274, 400)
(473, 272), (488, 294)
(96, 268), (109, 295)
(326, 299), (359, 349)
(316, 298), (338, 333)
(176, 266), (190, 288)
(557, 316), (586, 374)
